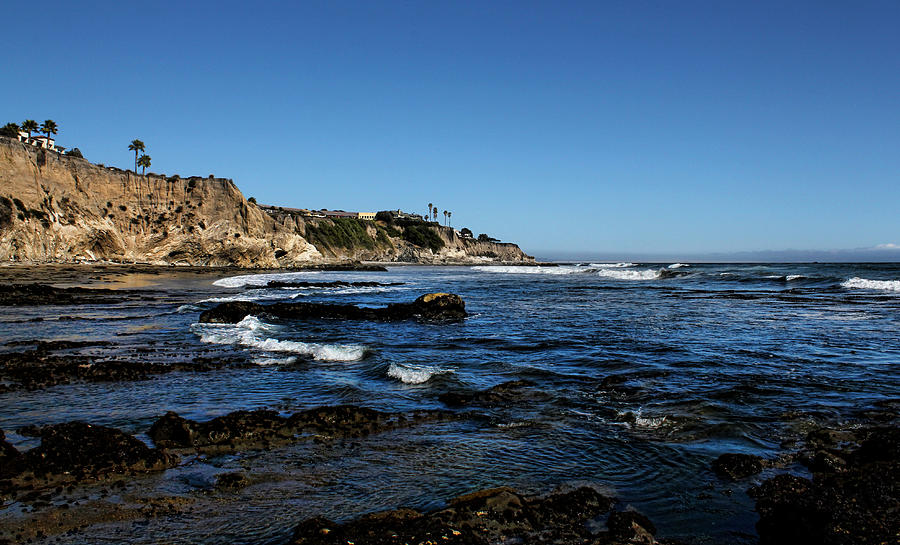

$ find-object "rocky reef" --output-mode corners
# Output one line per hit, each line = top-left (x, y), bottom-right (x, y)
(0, 136), (532, 266)
(199, 292), (467, 323)
(290, 486), (669, 545)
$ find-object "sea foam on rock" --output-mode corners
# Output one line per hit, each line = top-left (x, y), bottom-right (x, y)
(198, 293), (467, 324)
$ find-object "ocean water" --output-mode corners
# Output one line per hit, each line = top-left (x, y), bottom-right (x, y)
(1, 263), (899, 544)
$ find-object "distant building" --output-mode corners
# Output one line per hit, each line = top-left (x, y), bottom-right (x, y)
(321, 209), (357, 219)
(18, 131), (58, 151)
(356, 212), (376, 220)
(392, 210), (424, 221)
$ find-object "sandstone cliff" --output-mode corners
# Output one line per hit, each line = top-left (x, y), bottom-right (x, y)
(0, 137), (532, 266)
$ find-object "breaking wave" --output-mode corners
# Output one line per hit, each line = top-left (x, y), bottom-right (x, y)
(668, 263), (690, 269)
(842, 277), (900, 292)
(212, 271), (321, 288)
(589, 262), (637, 269)
(473, 266), (585, 275)
(191, 316), (366, 361)
(596, 268), (662, 281)
(386, 363), (451, 384)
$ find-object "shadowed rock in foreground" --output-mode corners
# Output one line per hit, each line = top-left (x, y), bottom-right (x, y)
(290, 486), (668, 545)
(0, 422), (177, 495)
(198, 293), (467, 324)
(149, 405), (458, 452)
(0, 283), (138, 306)
(749, 426), (900, 545)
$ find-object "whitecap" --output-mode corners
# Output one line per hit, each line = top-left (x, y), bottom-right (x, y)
(472, 266), (583, 275)
(596, 268), (661, 281)
(386, 362), (450, 384)
(842, 277), (900, 292)
(212, 271), (321, 288)
(616, 409), (669, 429)
(252, 355), (298, 366)
(177, 304), (202, 313)
(191, 316), (366, 361)
(785, 275), (805, 281)
(589, 262), (636, 268)
(668, 263), (690, 269)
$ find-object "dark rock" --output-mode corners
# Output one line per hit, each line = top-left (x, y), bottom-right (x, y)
(0, 422), (177, 494)
(750, 426), (900, 545)
(215, 472), (250, 490)
(0, 284), (138, 306)
(0, 429), (21, 466)
(150, 405), (456, 452)
(438, 379), (540, 407)
(289, 486), (615, 545)
(199, 293), (467, 324)
(606, 510), (657, 543)
(712, 453), (765, 480)
(0, 346), (232, 391)
(301, 263), (389, 272)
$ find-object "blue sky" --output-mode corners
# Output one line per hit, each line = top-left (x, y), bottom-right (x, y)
(3, 1), (898, 258)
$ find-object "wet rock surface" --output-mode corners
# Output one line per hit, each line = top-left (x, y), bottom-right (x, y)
(0, 343), (236, 391)
(0, 283), (141, 306)
(149, 405), (458, 452)
(438, 379), (547, 407)
(199, 292), (468, 324)
(290, 485), (668, 545)
(0, 422), (177, 495)
(712, 453), (765, 480)
(749, 426), (900, 545)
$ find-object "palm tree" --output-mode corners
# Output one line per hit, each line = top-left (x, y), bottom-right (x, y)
(447, 211), (452, 227)
(443, 210), (448, 226)
(432, 206), (438, 222)
(427, 203), (433, 222)
(21, 120), (38, 141)
(40, 120), (58, 145)
(128, 139), (145, 173)
(137, 154), (151, 175)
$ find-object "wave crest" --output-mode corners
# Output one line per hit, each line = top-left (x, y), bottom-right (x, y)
(842, 277), (900, 292)
(191, 316), (366, 361)
(386, 363), (451, 384)
(596, 268), (661, 281)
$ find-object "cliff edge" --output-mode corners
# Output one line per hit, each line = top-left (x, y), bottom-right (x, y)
(0, 137), (532, 266)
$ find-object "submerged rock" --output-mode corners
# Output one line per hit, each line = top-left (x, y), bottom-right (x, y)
(289, 486), (631, 545)
(0, 422), (177, 494)
(149, 405), (456, 452)
(711, 453), (765, 480)
(749, 426), (900, 545)
(438, 379), (543, 407)
(198, 293), (467, 324)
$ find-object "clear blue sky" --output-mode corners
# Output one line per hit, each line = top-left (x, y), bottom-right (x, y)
(3, 1), (898, 258)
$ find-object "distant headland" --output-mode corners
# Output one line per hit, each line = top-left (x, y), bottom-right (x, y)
(0, 133), (532, 267)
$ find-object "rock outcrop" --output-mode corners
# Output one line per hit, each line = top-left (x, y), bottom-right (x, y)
(0, 136), (532, 266)
(198, 293), (467, 324)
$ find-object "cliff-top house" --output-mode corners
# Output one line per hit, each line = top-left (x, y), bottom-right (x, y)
(18, 131), (64, 152)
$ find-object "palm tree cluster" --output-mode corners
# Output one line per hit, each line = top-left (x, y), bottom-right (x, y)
(426, 203), (453, 227)
(1, 119), (58, 146)
(128, 139), (151, 175)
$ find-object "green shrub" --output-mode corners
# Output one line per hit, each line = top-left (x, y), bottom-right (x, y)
(402, 224), (444, 252)
(304, 218), (379, 251)
(64, 148), (84, 158)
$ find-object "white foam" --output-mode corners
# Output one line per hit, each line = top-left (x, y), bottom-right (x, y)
(177, 304), (202, 313)
(192, 316), (366, 361)
(842, 277), (900, 292)
(616, 409), (669, 429)
(200, 290), (296, 303)
(596, 268), (661, 281)
(473, 266), (583, 275)
(589, 262), (636, 268)
(786, 275), (805, 281)
(212, 271), (320, 288)
(252, 356), (298, 366)
(668, 263), (690, 269)
(386, 363), (450, 384)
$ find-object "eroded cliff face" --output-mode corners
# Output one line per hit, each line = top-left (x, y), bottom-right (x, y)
(0, 137), (532, 266)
